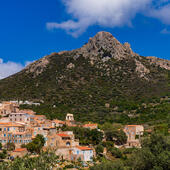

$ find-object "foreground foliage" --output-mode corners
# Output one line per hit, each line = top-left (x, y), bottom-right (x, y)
(0, 151), (58, 170)
(91, 134), (170, 170)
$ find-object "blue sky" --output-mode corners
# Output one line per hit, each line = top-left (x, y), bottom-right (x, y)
(0, 0), (170, 79)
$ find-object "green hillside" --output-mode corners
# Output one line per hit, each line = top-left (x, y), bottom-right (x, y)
(0, 32), (169, 124)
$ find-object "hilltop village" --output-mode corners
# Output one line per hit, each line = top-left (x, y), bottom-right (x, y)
(0, 101), (145, 164)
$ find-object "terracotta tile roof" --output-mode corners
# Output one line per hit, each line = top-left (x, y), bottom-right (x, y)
(57, 133), (70, 137)
(77, 146), (92, 150)
(19, 109), (35, 115)
(0, 122), (24, 127)
(83, 124), (97, 127)
(52, 119), (65, 124)
(14, 148), (27, 152)
(34, 115), (46, 118)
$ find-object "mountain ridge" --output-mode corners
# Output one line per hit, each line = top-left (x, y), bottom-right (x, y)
(23, 31), (169, 80)
(0, 31), (169, 123)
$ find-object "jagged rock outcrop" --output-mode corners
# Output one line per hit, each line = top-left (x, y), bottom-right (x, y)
(74, 31), (138, 60)
(147, 56), (170, 70)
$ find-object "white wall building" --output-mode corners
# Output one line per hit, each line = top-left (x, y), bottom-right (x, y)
(9, 113), (34, 123)
(72, 146), (93, 162)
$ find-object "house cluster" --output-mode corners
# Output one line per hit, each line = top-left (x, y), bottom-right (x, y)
(0, 101), (96, 161)
(0, 101), (145, 160)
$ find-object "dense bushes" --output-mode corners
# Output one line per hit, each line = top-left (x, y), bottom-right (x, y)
(0, 151), (58, 170)
(91, 134), (170, 170)
(62, 126), (103, 145)
(90, 160), (124, 170)
(24, 135), (45, 154)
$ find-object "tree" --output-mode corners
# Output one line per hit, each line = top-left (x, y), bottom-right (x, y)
(96, 144), (104, 156)
(6, 142), (15, 151)
(0, 142), (2, 150)
(0, 149), (7, 159)
(105, 130), (127, 145)
(109, 147), (122, 158)
(90, 160), (124, 170)
(129, 134), (170, 170)
(26, 134), (45, 153)
(61, 126), (103, 145)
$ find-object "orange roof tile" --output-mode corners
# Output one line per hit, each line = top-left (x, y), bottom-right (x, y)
(14, 148), (27, 152)
(83, 124), (97, 127)
(77, 146), (92, 150)
(52, 119), (65, 124)
(0, 122), (24, 127)
(34, 115), (46, 118)
(57, 133), (70, 137)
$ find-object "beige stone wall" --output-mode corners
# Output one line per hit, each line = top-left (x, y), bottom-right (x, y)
(11, 150), (28, 157)
(55, 148), (72, 160)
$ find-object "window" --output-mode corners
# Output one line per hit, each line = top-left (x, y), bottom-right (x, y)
(77, 150), (79, 155)
(4, 134), (6, 137)
(4, 128), (6, 131)
(7, 128), (10, 131)
(66, 142), (70, 146)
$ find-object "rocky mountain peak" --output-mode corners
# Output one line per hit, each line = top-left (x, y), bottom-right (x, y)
(75, 31), (138, 60)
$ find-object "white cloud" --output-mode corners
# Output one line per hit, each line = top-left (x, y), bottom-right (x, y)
(149, 4), (170, 25)
(0, 59), (33, 80)
(25, 60), (34, 66)
(47, 0), (170, 37)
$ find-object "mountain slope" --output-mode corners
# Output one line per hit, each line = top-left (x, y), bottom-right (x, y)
(0, 31), (169, 122)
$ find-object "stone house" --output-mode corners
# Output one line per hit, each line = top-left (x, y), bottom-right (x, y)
(66, 114), (74, 121)
(83, 123), (98, 130)
(123, 125), (144, 147)
(51, 119), (65, 128)
(43, 130), (80, 160)
(71, 146), (94, 162)
(0, 102), (19, 117)
(8, 131), (32, 148)
(0, 122), (32, 147)
(9, 113), (34, 124)
(33, 115), (46, 122)
(19, 109), (36, 115)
